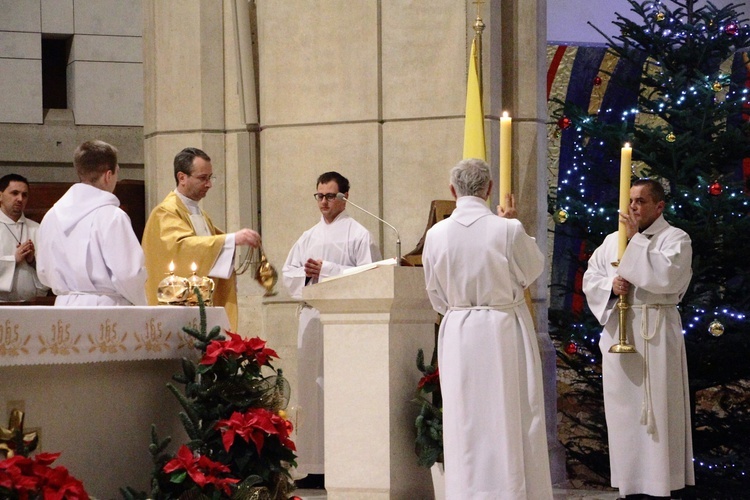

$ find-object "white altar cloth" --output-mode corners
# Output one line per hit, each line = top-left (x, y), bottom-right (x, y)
(0, 306), (230, 366)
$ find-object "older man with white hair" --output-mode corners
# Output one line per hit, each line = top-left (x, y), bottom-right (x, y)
(422, 158), (552, 499)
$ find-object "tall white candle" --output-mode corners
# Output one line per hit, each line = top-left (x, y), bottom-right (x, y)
(618, 143), (632, 259)
(499, 112), (512, 209)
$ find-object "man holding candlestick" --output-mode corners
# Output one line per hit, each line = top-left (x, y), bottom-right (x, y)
(422, 158), (552, 499)
(583, 178), (694, 498)
(142, 147), (261, 329)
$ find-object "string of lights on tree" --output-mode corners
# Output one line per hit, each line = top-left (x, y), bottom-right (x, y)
(549, 0), (750, 493)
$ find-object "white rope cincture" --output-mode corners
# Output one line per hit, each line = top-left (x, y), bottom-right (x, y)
(631, 302), (677, 435)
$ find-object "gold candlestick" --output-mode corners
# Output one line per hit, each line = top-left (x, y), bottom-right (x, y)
(609, 264), (637, 354)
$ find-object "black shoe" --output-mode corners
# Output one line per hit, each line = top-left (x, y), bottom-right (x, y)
(295, 473), (324, 489)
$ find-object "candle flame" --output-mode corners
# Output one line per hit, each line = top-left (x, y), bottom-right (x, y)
(191, 262), (197, 273)
(624, 142), (631, 148)
(502, 111), (509, 118)
(169, 261), (174, 273)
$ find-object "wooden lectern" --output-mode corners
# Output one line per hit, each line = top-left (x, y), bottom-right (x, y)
(302, 265), (435, 499)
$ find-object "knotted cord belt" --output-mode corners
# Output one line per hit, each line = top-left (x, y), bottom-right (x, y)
(629, 302), (677, 435)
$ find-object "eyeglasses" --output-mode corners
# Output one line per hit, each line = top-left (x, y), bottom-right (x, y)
(190, 174), (216, 183)
(313, 193), (339, 201)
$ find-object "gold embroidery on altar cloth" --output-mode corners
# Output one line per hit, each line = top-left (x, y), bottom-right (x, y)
(134, 318), (172, 352)
(174, 317), (201, 351)
(0, 319), (30, 357)
(39, 320), (80, 355)
(88, 319), (127, 354)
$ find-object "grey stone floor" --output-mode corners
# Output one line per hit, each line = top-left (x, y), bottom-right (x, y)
(295, 487), (621, 499)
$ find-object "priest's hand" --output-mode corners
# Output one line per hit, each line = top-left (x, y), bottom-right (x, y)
(304, 258), (322, 279)
(235, 228), (261, 248)
(15, 240), (35, 264)
(612, 276), (630, 296)
(497, 193), (518, 219)
(618, 207), (638, 240)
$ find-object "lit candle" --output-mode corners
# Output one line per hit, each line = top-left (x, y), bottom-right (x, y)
(499, 112), (512, 209)
(618, 143), (632, 259)
(168, 261), (175, 273)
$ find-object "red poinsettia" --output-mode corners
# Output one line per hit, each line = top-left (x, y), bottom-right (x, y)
(201, 331), (279, 367)
(417, 367), (440, 390)
(0, 452), (89, 500)
(215, 408), (296, 454)
(163, 445), (240, 497)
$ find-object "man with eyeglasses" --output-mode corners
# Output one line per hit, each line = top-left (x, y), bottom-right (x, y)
(142, 147), (261, 329)
(282, 171), (381, 488)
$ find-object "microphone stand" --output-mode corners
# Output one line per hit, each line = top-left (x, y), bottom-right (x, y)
(336, 193), (401, 265)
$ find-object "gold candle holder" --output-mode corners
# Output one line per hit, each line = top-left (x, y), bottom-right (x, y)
(187, 263), (215, 306)
(157, 262), (189, 305)
(609, 260), (637, 354)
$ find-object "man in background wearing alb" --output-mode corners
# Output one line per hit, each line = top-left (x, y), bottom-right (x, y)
(0, 174), (49, 302)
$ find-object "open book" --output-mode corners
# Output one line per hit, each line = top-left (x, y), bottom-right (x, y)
(319, 258), (398, 283)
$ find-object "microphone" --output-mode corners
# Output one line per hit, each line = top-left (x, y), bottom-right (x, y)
(336, 192), (401, 265)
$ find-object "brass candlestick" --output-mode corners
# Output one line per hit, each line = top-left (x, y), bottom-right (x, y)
(609, 260), (637, 354)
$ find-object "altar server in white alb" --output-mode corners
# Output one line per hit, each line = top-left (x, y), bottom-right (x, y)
(282, 171), (381, 485)
(0, 174), (49, 302)
(36, 140), (147, 306)
(583, 178), (694, 498)
(422, 158), (552, 499)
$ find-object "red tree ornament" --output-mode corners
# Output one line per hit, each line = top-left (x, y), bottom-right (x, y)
(557, 116), (572, 130)
(593, 76), (602, 86)
(708, 181), (723, 196)
(725, 22), (738, 35)
(564, 341), (578, 355)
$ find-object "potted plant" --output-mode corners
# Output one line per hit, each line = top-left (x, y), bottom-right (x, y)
(414, 347), (444, 498)
(413, 347), (442, 467)
(121, 296), (298, 500)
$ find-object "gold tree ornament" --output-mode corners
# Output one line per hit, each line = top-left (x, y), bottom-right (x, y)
(708, 320), (725, 337)
(666, 132), (676, 143)
(712, 81), (723, 92)
(656, 12), (665, 22)
(553, 208), (569, 224)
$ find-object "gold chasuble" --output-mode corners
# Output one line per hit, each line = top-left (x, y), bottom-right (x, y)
(142, 192), (238, 329)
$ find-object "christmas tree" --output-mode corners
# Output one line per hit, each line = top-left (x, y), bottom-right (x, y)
(549, 0), (750, 496)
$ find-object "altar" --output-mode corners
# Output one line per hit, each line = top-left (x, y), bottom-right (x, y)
(0, 306), (230, 499)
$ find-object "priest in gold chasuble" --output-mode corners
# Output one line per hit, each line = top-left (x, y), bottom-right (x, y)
(142, 148), (260, 329)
